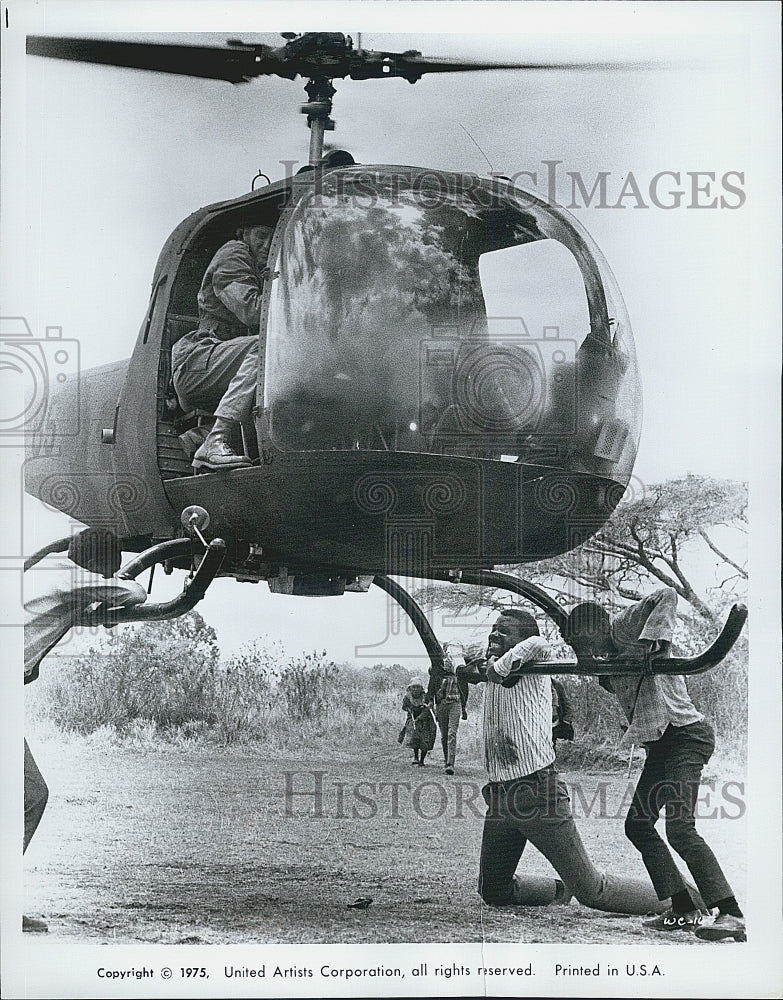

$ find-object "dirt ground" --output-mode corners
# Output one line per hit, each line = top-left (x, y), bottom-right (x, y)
(22, 735), (746, 945)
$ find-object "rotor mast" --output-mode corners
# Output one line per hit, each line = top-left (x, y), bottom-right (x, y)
(301, 77), (336, 166)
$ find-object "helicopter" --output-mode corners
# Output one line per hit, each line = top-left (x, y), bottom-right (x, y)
(20, 31), (746, 682)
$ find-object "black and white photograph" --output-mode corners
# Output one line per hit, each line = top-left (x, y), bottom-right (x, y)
(1, 2), (780, 998)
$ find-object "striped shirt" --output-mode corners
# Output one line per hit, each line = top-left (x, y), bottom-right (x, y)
(608, 588), (702, 744)
(482, 636), (555, 782)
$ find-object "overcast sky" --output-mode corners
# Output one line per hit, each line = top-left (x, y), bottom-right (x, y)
(2, 2), (779, 664)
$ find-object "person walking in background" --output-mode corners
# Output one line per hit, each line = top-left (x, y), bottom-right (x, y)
(435, 645), (463, 775)
(411, 704), (437, 767)
(400, 678), (436, 766)
(565, 586), (745, 942)
(551, 679), (575, 750)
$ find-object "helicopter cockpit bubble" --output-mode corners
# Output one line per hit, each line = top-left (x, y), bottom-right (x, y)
(263, 167), (640, 486)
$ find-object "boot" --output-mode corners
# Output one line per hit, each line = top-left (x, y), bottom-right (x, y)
(192, 422), (251, 471)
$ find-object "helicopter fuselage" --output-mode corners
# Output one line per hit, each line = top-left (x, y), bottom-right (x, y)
(24, 161), (642, 593)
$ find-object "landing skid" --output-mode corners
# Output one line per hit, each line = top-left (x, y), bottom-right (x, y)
(24, 536), (746, 678)
(83, 537), (226, 625)
(462, 601), (748, 687)
(372, 571), (747, 695)
(23, 536), (226, 628)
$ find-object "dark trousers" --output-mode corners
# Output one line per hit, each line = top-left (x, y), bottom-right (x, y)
(624, 720), (733, 908)
(24, 739), (48, 853)
(436, 701), (461, 767)
(478, 766), (666, 914)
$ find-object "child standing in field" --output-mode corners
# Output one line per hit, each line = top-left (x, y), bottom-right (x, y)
(400, 679), (436, 766)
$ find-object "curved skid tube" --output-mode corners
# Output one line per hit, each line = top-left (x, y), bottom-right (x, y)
(460, 603), (748, 681)
(439, 569), (570, 633)
(116, 538), (196, 580)
(78, 538), (227, 626)
(376, 572), (746, 686)
(549, 602), (748, 678)
(24, 536), (71, 572)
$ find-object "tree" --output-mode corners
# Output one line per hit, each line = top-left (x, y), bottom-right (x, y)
(574, 476), (747, 623)
(415, 475), (747, 638)
(414, 476), (748, 745)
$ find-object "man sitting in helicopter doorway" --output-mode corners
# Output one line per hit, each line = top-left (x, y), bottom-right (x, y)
(564, 587), (746, 942)
(171, 221), (275, 471)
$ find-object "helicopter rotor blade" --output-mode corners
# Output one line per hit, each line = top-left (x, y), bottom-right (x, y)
(27, 34), (643, 87)
(25, 36), (287, 83)
(346, 53), (642, 83)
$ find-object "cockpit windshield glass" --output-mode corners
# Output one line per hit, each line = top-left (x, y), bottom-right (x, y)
(264, 169), (641, 482)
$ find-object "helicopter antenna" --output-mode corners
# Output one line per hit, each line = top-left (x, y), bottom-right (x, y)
(456, 121), (494, 174)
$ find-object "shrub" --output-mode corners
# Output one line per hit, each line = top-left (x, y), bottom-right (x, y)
(210, 639), (282, 743)
(34, 611), (221, 733)
(278, 650), (339, 720)
(27, 609), (746, 769)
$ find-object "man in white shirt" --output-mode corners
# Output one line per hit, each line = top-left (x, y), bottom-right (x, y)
(455, 608), (670, 914)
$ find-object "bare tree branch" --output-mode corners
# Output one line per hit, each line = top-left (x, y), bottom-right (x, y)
(699, 529), (748, 579)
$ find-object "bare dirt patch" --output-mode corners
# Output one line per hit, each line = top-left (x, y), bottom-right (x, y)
(23, 736), (746, 945)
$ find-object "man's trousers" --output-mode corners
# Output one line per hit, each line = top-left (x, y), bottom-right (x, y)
(436, 701), (461, 768)
(173, 336), (257, 423)
(478, 765), (668, 915)
(624, 720), (734, 908)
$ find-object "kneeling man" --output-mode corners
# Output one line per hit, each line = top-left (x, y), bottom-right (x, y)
(453, 608), (671, 915)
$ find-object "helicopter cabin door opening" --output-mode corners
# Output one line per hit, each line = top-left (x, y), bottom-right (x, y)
(156, 197), (284, 481)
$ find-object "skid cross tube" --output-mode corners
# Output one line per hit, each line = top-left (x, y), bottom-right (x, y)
(371, 575), (468, 707)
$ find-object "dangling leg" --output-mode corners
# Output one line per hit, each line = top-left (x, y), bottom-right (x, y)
(187, 341), (258, 471)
